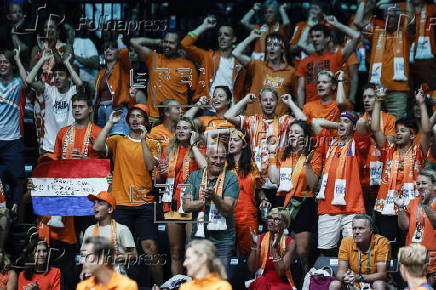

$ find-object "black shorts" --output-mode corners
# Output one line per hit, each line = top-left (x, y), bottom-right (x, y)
(114, 203), (158, 241)
(290, 197), (317, 234)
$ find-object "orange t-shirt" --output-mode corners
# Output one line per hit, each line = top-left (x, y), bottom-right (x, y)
(405, 197), (436, 273)
(148, 124), (174, 145)
(338, 235), (390, 275)
(145, 51), (198, 118)
(53, 124), (102, 160)
(77, 269), (138, 290)
(276, 151), (322, 199)
(246, 59), (296, 116)
(107, 136), (154, 206)
(303, 99), (352, 123)
(18, 267), (61, 290)
(296, 50), (345, 103)
(316, 135), (370, 215)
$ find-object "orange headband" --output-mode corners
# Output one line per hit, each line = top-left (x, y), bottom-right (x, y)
(230, 130), (246, 144)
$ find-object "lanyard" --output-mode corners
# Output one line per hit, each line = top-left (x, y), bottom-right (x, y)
(358, 244), (371, 275)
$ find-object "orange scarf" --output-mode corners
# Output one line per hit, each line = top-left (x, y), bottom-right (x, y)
(370, 29), (408, 84)
(258, 232), (295, 289)
(318, 139), (356, 206)
(92, 219), (117, 248)
(62, 122), (93, 159)
(163, 146), (193, 213)
(0, 182), (5, 208)
(363, 112), (384, 186)
(412, 5), (434, 60)
(277, 153), (309, 207)
(375, 144), (424, 215)
(253, 117), (279, 174)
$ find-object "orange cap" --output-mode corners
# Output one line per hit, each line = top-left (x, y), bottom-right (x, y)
(87, 191), (116, 209)
(130, 104), (150, 117)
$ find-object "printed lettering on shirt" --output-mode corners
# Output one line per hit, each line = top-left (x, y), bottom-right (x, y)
(263, 75), (284, 88)
(176, 68), (193, 87)
(306, 60), (332, 84)
(129, 69), (147, 89)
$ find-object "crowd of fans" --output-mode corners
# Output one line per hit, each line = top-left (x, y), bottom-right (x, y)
(0, 0), (435, 289)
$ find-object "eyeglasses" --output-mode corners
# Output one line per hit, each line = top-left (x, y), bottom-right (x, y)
(266, 215), (282, 223)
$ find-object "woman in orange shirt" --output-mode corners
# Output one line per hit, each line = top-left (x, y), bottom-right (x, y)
(267, 120), (321, 273)
(227, 128), (270, 256)
(157, 117), (207, 276)
(18, 241), (61, 290)
(0, 249), (17, 290)
(398, 168), (436, 283)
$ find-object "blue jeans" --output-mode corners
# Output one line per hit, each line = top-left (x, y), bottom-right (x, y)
(0, 139), (25, 205)
(96, 101), (130, 135)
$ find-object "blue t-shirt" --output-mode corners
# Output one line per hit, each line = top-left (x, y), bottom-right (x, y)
(0, 77), (23, 140)
(186, 169), (239, 242)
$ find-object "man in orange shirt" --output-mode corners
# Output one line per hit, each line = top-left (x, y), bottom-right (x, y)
(130, 32), (198, 123)
(181, 16), (245, 102)
(233, 31), (295, 116)
(296, 17), (360, 107)
(93, 104), (163, 285)
(77, 236), (138, 289)
(315, 111), (370, 255)
(331, 214), (390, 290)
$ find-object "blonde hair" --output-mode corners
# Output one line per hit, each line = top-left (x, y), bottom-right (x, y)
(270, 207), (291, 228)
(167, 117), (199, 157)
(398, 244), (429, 277)
(186, 239), (227, 280)
(317, 70), (337, 87)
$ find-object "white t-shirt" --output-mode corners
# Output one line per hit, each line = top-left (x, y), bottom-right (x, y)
(82, 222), (136, 274)
(73, 38), (98, 82)
(42, 83), (75, 152)
(209, 56), (235, 96)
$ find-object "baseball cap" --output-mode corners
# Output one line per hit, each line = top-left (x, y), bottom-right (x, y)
(87, 191), (116, 209)
(130, 104), (150, 117)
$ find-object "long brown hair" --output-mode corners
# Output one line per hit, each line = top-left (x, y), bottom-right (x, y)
(167, 117), (200, 157)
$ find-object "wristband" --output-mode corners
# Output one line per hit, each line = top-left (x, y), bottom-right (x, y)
(188, 31), (198, 38)
(272, 257), (282, 263)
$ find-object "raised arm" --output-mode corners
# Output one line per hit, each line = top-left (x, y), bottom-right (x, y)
(232, 30), (261, 66)
(190, 131), (207, 169)
(130, 37), (161, 62)
(240, 3), (261, 31)
(224, 93), (256, 127)
(370, 87), (388, 148)
(63, 54), (83, 87)
(336, 71), (350, 111)
(353, 0), (372, 30)
(311, 118), (339, 135)
(93, 111), (122, 153)
(295, 25), (315, 56)
(13, 48), (27, 83)
(416, 90), (432, 153)
(325, 15), (361, 61)
(184, 96), (208, 119)
(278, 3), (291, 27)
(281, 94), (307, 121)
(26, 50), (52, 94)
(296, 77), (306, 108)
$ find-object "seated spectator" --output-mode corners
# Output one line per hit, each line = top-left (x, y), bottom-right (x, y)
(399, 244), (434, 290)
(179, 239), (231, 290)
(330, 214), (390, 290)
(18, 241), (61, 289)
(247, 207), (296, 290)
(0, 181), (10, 250)
(26, 51), (83, 154)
(0, 248), (17, 289)
(398, 168), (436, 284)
(82, 191), (136, 276)
(77, 236), (138, 289)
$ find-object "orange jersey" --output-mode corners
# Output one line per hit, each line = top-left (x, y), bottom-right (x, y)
(18, 267), (61, 290)
(145, 51), (198, 118)
(303, 99), (352, 123)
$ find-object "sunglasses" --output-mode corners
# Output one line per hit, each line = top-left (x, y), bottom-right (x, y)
(266, 215), (283, 223)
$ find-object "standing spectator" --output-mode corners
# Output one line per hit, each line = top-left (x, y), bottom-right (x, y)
(77, 236), (138, 289)
(398, 169), (436, 284)
(268, 120), (321, 272)
(315, 111), (370, 255)
(399, 244), (434, 290)
(233, 31), (295, 115)
(93, 105), (164, 285)
(157, 117), (207, 276)
(0, 248), (18, 289)
(95, 35), (134, 136)
(82, 191), (137, 275)
(247, 207), (296, 290)
(296, 18), (360, 107)
(329, 214), (390, 290)
(26, 51), (83, 154)
(18, 241), (61, 289)
(181, 16), (245, 102)
(240, 1), (290, 61)
(0, 48), (26, 216)
(130, 31), (198, 124)
(180, 239), (231, 290)
(183, 142), (239, 268)
(371, 89), (431, 249)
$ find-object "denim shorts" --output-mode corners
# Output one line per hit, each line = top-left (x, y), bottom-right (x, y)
(96, 101), (130, 136)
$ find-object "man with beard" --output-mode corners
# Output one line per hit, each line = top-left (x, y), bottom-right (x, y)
(130, 31), (198, 124)
(181, 16), (246, 103)
(93, 104), (164, 285)
(330, 214), (390, 290)
(183, 142), (239, 269)
(296, 17), (360, 107)
(370, 89), (431, 252)
(225, 88), (306, 206)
